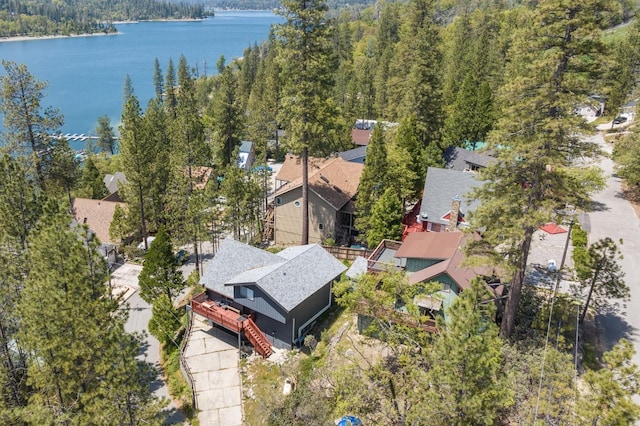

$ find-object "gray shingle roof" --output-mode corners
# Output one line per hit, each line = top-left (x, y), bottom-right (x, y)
(443, 146), (494, 172)
(419, 167), (481, 226)
(240, 140), (253, 153)
(338, 146), (367, 163)
(201, 239), (346, 312)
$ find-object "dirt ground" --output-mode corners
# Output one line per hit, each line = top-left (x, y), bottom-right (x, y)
(621, 182), (640, 218)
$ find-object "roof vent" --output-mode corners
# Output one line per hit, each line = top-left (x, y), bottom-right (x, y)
(320, 175), (329, 183)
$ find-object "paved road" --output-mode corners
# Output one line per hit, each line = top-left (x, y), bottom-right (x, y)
(586, 133), (640, 368)
(117, 265), (186, 424)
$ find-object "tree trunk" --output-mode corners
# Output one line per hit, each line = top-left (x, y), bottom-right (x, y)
(500, 227), (534, 338)
(301, 146), (309, 245)
(581, 257), (606, 324)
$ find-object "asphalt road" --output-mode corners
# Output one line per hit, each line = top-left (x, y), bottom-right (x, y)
(123, 280), (186, 424)
(586, 133), (640, 368)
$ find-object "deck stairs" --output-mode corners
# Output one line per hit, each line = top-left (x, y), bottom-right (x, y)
(243, 318), (273, 358)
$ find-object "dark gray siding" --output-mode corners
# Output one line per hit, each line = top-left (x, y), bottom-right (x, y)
(253, 314), (293, 350)
(289, 282), (332, 343)
(232, 285), (286, 323)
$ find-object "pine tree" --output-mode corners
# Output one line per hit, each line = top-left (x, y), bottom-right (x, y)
(138, 227), (184, 304)
(0, 61), (64, 190)
(470, 0), (612, 337)
(123, 74), (135, 102)
(366, 187), (403, 248)
(276, 0), (348, 244)
(153, 57), (164, 102)
(119, 95), (151, 248)
(355, 124), (388, 235)
(409, 279), (512, 424)
(164, 58), (177, 119)
(17, 203), (163, 423)
(208, 65), (244, 168)
(148, 294), (183, 346)
(579, 339), (640, 424)
(96, 114), (116, 155)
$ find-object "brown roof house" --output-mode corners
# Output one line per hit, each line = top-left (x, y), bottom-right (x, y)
(354, 231), (501, 330)
(71, 197), (126, 266)
(273, 156), (364, 246)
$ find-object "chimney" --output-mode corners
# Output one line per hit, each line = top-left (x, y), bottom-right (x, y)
(447, 195), (461, 232)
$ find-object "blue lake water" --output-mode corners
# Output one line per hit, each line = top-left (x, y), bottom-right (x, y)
(0, 11), (283, 150)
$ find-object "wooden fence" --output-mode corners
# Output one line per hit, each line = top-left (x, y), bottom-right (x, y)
(322, 245), (373, 261)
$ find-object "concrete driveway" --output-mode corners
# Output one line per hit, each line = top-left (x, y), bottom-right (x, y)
(184, 316), (244, 425)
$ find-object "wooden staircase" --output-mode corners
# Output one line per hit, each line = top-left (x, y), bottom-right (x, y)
(243, 318), (273, 358)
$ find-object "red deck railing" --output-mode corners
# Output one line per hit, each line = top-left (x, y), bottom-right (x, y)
(191, 293), (273, 358)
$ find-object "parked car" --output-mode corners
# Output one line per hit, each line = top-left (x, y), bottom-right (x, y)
(175, 249), (189, 265)
(613, 116), (628, 125)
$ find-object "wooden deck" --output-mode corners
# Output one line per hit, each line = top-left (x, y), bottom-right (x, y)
(191, 292), (273, 358)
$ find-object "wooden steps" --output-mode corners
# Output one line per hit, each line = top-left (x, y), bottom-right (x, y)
(243, 318), (273, 358)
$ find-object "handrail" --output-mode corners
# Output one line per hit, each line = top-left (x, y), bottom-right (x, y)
(179, 307), (198, 412)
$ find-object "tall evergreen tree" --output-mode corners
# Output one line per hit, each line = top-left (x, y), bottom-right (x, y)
(79, 156), (108, 199)
(208, 65), (244, 168)
(96, 114), (116, 155)
(153, 57), (164, 102)
(355, 124), (388, 235)
(119, 95), (151, 249)
(276, 0), (348, 244)
(0, 60), (64, 190)
(17, 204), (163, 423)
(366, 187), (403, 249)
(409, 279), (512, 424)
(164, 58), (177, 119)
(123, 73), (135, 103)
(470, 0), (611, 337)
(138, 227), (183, 304)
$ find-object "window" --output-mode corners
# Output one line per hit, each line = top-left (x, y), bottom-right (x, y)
(239, 286), (254, 301)
(275, 197), (282, 205)
(318, 223), (324, 230)
(294, 200), (301, 208)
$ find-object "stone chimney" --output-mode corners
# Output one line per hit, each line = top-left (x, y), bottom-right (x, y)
(446, 195), (462, 232)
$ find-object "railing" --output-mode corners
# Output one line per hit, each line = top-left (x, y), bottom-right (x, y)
(179, 308), (198, 412)
(322, 245), (373, 261)
(190, 292), (273, 358)
(367, 239), (403, 272)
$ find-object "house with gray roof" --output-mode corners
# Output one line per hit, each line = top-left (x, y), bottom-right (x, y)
(443, 146), (494, 172)
(338, 145), (367, 164)
(418, 167), (481, 232)
(198, 238), (346, 349)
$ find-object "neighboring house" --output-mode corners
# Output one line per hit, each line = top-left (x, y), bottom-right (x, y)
(103, 172), (127, 194)
(338, 145), (367, 164)
(361, 231), (500, 326)
(71, 197), (126, 265)
(274, 156), (364, 246)
(443, 146), (494, 172)
(193, 238), (346, 353)
(274, 154), (330, 192)
(238, 141), (256, 170)
(417, 167), (481, 232)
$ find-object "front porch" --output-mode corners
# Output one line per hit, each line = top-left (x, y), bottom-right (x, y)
(190, 292), (273, 358)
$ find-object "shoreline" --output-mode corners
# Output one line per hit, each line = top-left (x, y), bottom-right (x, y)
(0, 32), (117, 43)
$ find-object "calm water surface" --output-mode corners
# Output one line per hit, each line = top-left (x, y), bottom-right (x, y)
(0, 11), (282, 150)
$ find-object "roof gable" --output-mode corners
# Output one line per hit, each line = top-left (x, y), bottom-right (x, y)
(419, 167), (481, 226)
(71, 198), (125, 245)
(202, 239), (346, 312)
(275, 157), (364, 210)
(443, 146), (495, 171)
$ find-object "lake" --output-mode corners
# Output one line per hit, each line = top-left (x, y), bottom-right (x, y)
(0, 11), (283, 151)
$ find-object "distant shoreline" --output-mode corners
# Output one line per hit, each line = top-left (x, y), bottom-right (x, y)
(0, 17), (212, 43)
(0, 32), (117, 43)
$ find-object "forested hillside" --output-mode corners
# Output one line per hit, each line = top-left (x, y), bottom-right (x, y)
(0, 0), (205, 37)
(2, 0), (640, 423)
